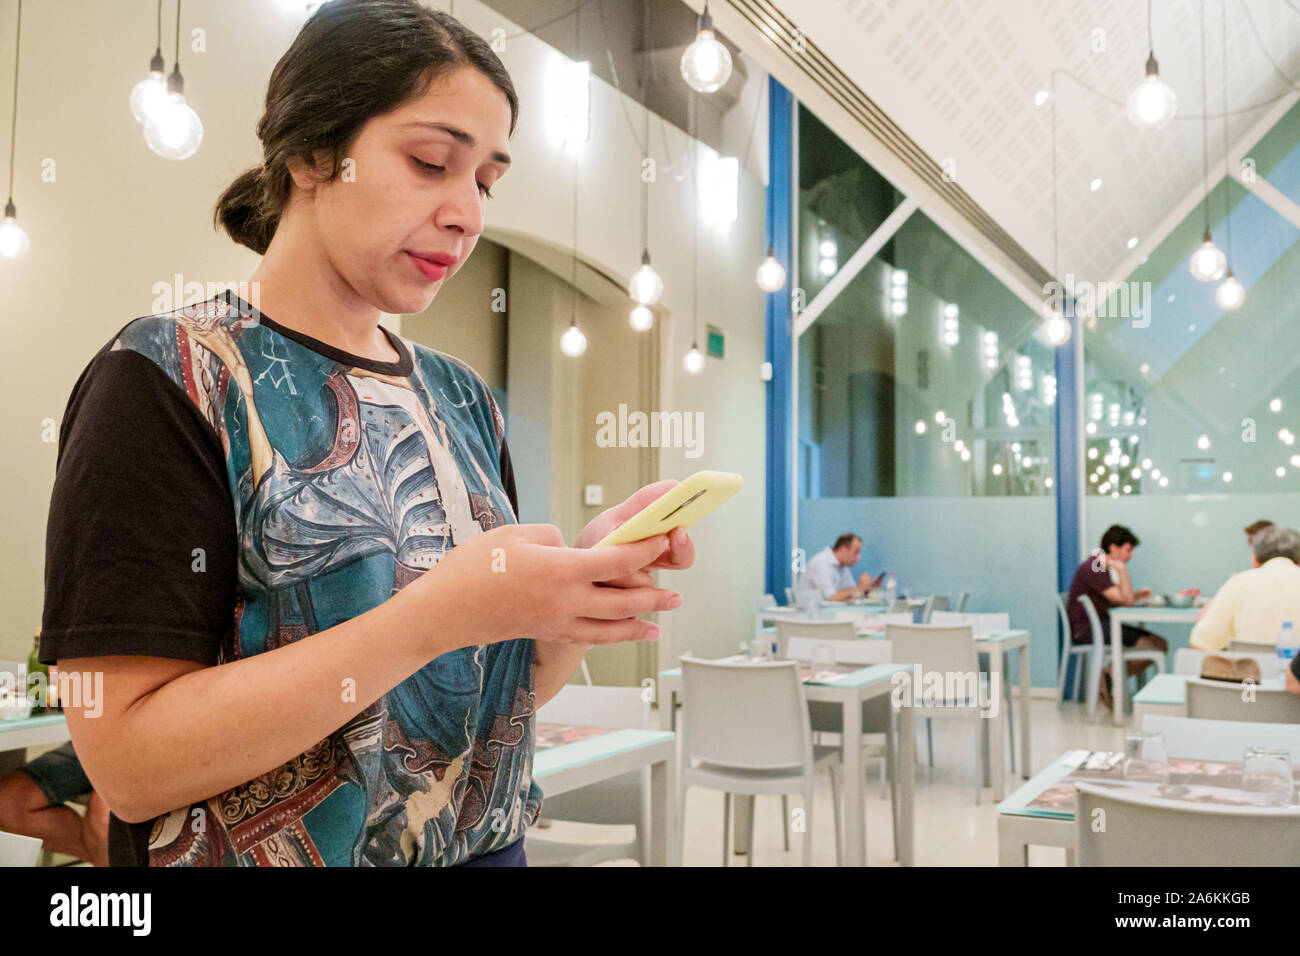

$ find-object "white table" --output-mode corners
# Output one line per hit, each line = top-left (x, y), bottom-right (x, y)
(658, 659), (915, 867)
(533, 725), (676, 867)
(996, 750), (1086, 865)
(0, 712), (69, 752)
(1107, 606), (1200, 725)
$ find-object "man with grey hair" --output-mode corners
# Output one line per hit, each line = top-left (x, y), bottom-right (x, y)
(1191, 525), (1300, 651)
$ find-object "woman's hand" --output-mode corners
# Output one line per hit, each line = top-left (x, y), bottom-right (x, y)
(415, 522), (683, 653)
(574, 479), (697, 590)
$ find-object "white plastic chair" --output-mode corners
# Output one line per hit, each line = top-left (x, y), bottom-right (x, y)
(1075, 594), (1166, 718)
(678, 656), (843, 866)
(887, 597), (910, 614)
(0, 830), (43, 867)
(1173, 648), (1282, 680)
(773, 619), (856, 659)
(885, 623), (986, 804)
(1055, 592), (1092, 706)
(953, 591), (971, 613)
(1186, 677), (1300, 723)
(784, 587), (796, 606)
(920, 594), (948, 623)
(527, 685), (653, 866)
(1075, 782), (1300, 866)
(1228, 640), (1276, 654)
(1140, 714), (1300, 761)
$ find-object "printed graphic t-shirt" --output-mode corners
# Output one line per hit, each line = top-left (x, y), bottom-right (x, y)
(40, 290), (541, 866)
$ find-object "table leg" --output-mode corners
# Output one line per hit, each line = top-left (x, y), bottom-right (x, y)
(843, 695), (865, 866)
(1110, 617), (1125, 726)
(997, 817), (1028, 866)
(988, 650), (1007, 801)
(1018, 644), (1032, 779)
(649, 758), (670, 866)
(896, 696), (915, 867)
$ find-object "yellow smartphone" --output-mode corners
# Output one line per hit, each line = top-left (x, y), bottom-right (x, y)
(593, 470), (743, 548)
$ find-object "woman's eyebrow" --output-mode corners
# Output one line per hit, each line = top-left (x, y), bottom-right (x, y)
(398, 121), (511, 166)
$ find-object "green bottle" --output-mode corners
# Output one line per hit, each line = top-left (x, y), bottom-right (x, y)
(27, 632), (47, 715)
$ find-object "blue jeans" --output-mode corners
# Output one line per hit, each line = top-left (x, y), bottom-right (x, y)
(457, 839), (526, 867)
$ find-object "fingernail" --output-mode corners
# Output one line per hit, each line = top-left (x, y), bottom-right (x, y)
(666, 593), (682, 609)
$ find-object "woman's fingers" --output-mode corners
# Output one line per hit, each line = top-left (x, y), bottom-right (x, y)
(566, 534), (671, 582)
(568, 617), (662, 645)
(580, 584), (681, 621)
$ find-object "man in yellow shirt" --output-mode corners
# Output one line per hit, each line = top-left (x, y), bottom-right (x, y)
(1190, 526), (1300, 651)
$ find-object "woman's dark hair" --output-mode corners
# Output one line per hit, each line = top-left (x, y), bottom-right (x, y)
(214, 0), (518, 255)
(1100, 524), (1139, 551)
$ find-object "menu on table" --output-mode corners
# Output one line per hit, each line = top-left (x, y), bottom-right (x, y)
(534, 723), (615, 750)
(794, 660), (863, 683)
(1027, 751), (1300, 813)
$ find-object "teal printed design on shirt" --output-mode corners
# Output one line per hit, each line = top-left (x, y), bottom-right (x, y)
(110, 293), (540, 866)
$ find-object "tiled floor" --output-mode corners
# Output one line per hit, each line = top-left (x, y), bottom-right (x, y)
(537, 697), (1130, 866)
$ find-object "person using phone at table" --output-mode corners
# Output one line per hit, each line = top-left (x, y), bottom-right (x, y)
(801, 533), (884, 602)
(1066, 524), (1168, 709)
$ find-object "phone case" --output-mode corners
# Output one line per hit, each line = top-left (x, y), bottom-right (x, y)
(593, 471), (743, 547)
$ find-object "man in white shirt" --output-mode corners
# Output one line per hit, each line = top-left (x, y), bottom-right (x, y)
(1190, 526), (1300, 651)
(800, 533), (882, 602)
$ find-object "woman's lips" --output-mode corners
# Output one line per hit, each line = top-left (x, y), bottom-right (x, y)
(406, 252), (450, 281)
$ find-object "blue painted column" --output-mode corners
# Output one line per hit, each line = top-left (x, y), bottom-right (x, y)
(765, 77), (794, 599)
(1054, 298), (1083, 691)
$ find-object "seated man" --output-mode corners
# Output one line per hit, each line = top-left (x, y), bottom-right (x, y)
(1190, 526), (1300, 651)
(1066, 524), (1168, 708)
(0, 741), (109, 866)
(801, 533), (882, 602)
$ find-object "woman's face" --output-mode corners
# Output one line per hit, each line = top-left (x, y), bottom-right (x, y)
(298, 65), (513, 317)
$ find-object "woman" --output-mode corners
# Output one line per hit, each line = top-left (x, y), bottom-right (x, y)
(40, 0), (691, 867)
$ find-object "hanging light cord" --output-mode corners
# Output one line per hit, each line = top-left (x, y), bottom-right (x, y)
(1220, 0), (1233, 267)
(1199, 0), (1210, 235)
(1146, 0), (1153, 55)
(639, 0), (649, 255)
(155, 0), (162, 50)
(691, 90), (699, 347)
(174, 0), (182, 69)
(570, 0), (579, 325)
(7, 0), (21, 204)
(1051, 70), (1058, 280)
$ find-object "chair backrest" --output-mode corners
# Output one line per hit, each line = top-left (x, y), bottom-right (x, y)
(953, 590), (971, 612)
(0, 830), (42, 867)
(1228, 640), (1276, 654)
(1055, 592), (1071, 640)
(888, 597), (910, 613)
(793, 588), (823, 611)
(921, 594), (949, 623)
(884, 624), (980, 702)
(1141, 714), (1300, 761)
(1075, 782), (1300, 866)
(784, 587), (796, 605)
(1186, 677), (1300, 723)
(784, 635), (890, 666)
(773, 618), (857, 658)
(1075, 593), (1104, 646)
(755, 593), (778, 611)
(680, 656), (812, 771)
(929, 611), (1012, 636)
(1173, 648), (1282, 679)
(537, 684), (651, 729)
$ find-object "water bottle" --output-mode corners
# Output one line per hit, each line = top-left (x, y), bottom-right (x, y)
(1277, 621), (1298, 663)
(885, 573), (898, 605)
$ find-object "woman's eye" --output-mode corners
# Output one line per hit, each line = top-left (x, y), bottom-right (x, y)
(413, 158), (492, 198)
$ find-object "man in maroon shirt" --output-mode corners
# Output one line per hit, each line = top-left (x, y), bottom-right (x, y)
(1066, 524), (1168, 708)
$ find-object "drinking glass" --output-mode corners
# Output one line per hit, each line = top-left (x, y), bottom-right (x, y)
(1122, 730), (1169, 784)
(749, 635), (772, 661)
(810, 642), (836, 681)
(1242, 747), (1294, 807)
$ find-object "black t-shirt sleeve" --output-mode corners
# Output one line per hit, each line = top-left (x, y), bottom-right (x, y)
(498, 436), (520, 520)
(1292, 653), (1300, 684)
(40, 347), (238, 666)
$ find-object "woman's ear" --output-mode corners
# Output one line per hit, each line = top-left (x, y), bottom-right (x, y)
(284, 150), (333, 193)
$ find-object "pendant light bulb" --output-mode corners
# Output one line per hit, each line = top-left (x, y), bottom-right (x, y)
(683, 343), (705, 374)
(1215, 270), (1245, 310)
(756, 245), (786, 292)
(1126, 52), (1177, 130)
(0, 201), (31, 259)
(1189, 230), (1226, 282)
(680, 5), (732, 94)
(629, 304), (654, 332)
(560, 322), (587, 357)
(130, 50), (168, 124)
(628, 250), (664, 305)
(1043, 310), (1072, 346)
(144, 67), (203, 160)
